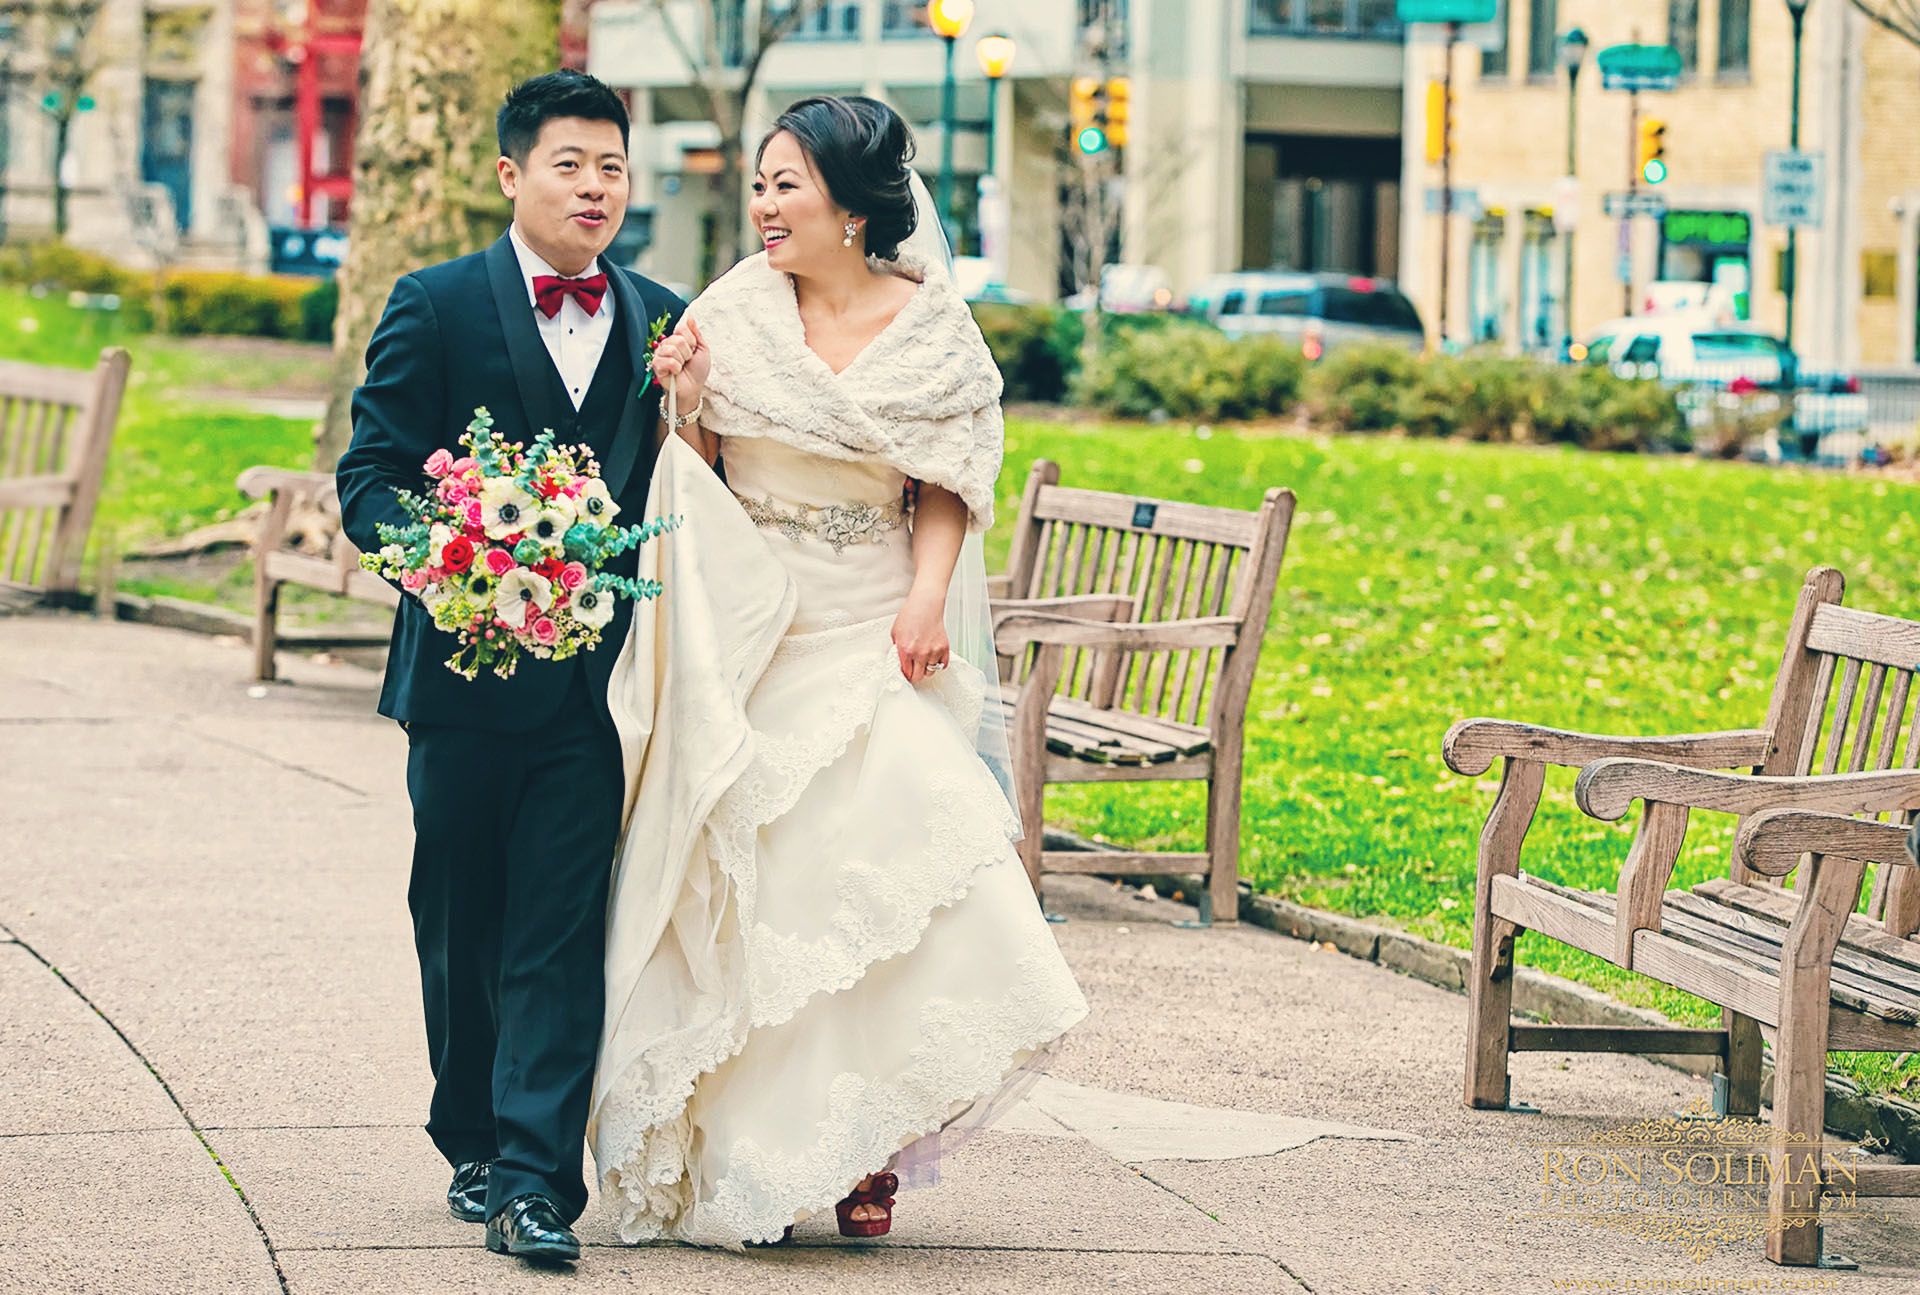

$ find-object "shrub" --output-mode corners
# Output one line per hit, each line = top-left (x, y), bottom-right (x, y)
(1305, 343), (1422, 431)
(0, 240), (338, 343)
(971, 302), (1073, 403)
(1077, 320), (1304, 421)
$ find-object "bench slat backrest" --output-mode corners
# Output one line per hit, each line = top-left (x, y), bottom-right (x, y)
(1755, 568), (1920, 935)
(1001, 460), (1294, 730)
(0, 350), (130, 594)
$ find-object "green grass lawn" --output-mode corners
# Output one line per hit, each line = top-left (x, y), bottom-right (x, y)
(14, 282), (1916, 1096)
(4, 286), (320, 550)
(997, 418), (1920, 1098)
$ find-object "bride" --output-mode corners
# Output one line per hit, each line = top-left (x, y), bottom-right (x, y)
(589, 95), (1089, 1248)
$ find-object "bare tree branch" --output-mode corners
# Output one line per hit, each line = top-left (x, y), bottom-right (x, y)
(1851, 0), (1920, 45)
(644, 0), (830, 280)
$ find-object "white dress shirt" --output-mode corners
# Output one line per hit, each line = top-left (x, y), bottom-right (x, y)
(508, 223), (617, 411)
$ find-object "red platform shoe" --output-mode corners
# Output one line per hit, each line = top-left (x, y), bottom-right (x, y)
(835, 1171), (898, 1238)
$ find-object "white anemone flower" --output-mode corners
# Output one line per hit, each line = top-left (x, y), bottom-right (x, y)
(480, 477), (539, 539)
(527, 507), (574, 553)
(575, 478), (619, 529)
(570, 579), (615, 630)
(419, 583), (453, 615)
(493, 568), (553, 630)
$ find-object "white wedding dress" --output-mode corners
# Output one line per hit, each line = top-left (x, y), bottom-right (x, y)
(591, 430), (1090, 1248)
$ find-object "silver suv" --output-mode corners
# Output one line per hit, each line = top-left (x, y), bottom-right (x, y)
(1188, 271), (1426, 359)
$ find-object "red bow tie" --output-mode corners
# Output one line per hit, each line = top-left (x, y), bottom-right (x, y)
(532, 272), (608, 319)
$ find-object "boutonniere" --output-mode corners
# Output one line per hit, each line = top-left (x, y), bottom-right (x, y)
(635, 310), (674, 401)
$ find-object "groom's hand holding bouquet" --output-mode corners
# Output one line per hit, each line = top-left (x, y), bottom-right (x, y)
(359, 407), (677, 681)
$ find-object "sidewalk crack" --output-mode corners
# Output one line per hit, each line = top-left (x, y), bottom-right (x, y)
(1, 919), (292, 1295)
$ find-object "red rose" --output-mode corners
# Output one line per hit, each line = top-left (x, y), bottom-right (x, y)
(441, 536), (476, 573)
(533, 556), (566, 582)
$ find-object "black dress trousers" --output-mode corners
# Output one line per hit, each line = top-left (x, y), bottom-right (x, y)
(402, 667), (622, 1222)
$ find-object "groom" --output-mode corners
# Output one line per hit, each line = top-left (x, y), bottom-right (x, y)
(337, 70), (684, 1264)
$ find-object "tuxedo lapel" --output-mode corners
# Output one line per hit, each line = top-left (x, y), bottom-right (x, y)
(484, 234), (570, 437)
(597, 259), (659, 500)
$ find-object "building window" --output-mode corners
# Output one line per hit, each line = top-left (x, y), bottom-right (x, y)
(1481, 0), (1508, 77)
(881, 1), (930, 35)
(1519, 212), (1560, 351)
(1669, 0), (1699, 73)
(1527, 0), (1557, 78)
(1716, 0), (1750, 74)
(1468, 214), (1508, 343)
(1247, 0), (1402, 37)
(781, 1), (860, 40)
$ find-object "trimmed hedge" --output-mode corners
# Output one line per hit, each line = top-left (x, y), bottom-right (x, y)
(1076, 319), (1306, 421)
(0, 240), (336, 343)
(1307, 343), (1684, 452)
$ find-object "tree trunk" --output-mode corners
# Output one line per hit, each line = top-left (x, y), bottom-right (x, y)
(312, 0), (563, 471)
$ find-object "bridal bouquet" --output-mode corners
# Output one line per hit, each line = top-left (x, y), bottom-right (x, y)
(360, 407), (677, 680)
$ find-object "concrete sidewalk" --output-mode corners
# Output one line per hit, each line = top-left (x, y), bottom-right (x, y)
(3, 612), (1916, 1294)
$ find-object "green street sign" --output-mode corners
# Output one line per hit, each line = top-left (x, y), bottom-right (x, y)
(1596, 43), (1682, 91)
(1396, 0), (1498, 21)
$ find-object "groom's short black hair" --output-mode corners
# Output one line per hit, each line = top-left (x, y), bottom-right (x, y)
(497, 70), (630, 163)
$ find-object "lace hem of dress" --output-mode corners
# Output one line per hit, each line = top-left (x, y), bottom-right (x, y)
(606, 946), (1090, 1248)
(591, 618), (1026, 1220)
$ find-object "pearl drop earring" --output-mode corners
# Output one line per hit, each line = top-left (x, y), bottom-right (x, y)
(843, 221), (858, 248)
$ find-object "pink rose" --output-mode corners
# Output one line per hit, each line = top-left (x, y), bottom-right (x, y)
(424, 448), (455, 478)
(484, 547), (517, 577)
(558, 561), (589, 592)
(463, 499), (485, 531)
(438, 477), (468, 503)
(401, 568), (428, 591)
(451, 457), (477, 476)
(530, 616), (560, 647)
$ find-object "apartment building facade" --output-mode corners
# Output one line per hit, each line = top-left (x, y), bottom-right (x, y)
(587, 0), (1411, 301)
(1401, 0), (1920, 369)
(0, 0), (363, 271)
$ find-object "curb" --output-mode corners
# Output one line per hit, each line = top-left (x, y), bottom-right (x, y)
(1050, 842), (1919, 1164)
(30, 590), (389, 650)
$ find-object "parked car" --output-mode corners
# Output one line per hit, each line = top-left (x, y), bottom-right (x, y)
(951, 255), (1033, 305)
(1576, 316), (1868, 457)
(1187, 271), (1425, 359)
(1063, 264), (1175, 314)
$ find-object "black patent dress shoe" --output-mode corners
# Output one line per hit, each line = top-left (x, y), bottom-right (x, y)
(446, 1160), (491, 1223)
(486, 1194), (581, 1264)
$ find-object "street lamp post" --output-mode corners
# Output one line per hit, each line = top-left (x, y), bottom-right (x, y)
(974, 31), (1014, 177)
(0, 14), (14, 245)
(1559, 27), (1588, 356)
(1784, 0), (1810, 350)
(927, 0), (975, 246)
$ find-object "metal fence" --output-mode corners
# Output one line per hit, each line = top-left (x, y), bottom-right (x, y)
(1619, 360), (1920, 466)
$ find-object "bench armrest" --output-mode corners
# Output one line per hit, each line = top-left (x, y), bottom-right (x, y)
(237, 465), (337, 502)
(1734, 808), (1918, 877)
(991, 594), (1136, 626)
(1442, 719), (1772, 777)
(1574, 759), (1920, 822)
(994, 612), (1240, 656)
(985, 573), (1013, 598)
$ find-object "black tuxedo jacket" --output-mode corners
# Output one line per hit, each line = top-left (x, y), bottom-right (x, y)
(337, 232), (686, 733)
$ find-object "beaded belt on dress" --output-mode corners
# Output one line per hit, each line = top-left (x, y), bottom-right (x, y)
(733, 492), (908, 554)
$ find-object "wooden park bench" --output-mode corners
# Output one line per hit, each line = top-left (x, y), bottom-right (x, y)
(1445, 566), (1920, 1266)
(0, 348), (130, 597)
(236, 466), (397, 681)
(989, 460), (1296, 925)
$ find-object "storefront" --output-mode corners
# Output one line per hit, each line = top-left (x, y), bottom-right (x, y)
(1657, 209), (1753, 321)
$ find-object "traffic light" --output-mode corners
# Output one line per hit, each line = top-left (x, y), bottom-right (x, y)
(1423, 81), (1455, 164)
(1104, 76), (1130, 149)
(1069, 76), (1109, 155)
(1637, 118), (1668, 185)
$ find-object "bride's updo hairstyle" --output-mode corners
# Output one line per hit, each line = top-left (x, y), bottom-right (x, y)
(759, 96), (918, 261)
